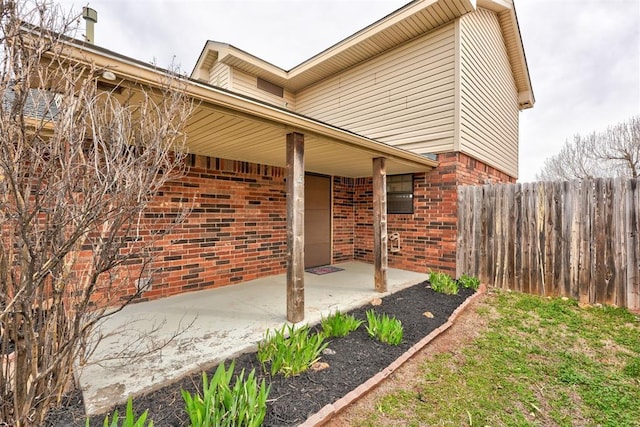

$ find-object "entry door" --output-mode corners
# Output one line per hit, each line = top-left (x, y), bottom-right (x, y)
(305, 174), (331, 268)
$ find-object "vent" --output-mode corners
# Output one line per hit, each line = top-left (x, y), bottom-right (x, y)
(257, 77), (283, 98)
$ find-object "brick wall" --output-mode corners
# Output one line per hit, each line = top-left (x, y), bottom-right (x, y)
(121, 155), (287, 302)
(332, 177), (355, 263)
(353, 152), (514, 276)
(113, 151), (513, 302)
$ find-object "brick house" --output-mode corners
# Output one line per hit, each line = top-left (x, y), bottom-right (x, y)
(72, 0), (533, 321)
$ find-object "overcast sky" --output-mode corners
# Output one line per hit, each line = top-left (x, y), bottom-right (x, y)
(58, 0), (640, 182)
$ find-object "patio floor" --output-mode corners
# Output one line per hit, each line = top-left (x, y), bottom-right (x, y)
(78, 261), (428, 415)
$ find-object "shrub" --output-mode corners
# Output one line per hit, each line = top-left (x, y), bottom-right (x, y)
(429, 271), (459, 295)
(95, 397), (153, 427)
(257, 324), (328, 377)
(181, 361), (269, 427)
(458, 274), (481, 291)
(365, 310), (403, 345)
(321, 311), (364, 337)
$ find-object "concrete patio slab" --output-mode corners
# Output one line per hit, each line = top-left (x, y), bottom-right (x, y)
(78, 261), (427, 415)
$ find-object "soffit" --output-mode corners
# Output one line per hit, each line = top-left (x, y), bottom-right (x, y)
(58, 41), (438, 178)
(185, 103), (435, 178)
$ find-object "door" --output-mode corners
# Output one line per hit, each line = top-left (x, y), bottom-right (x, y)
(305, 174), (331, 268)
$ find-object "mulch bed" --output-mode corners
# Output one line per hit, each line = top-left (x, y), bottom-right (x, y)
(45, 281), (475, 426)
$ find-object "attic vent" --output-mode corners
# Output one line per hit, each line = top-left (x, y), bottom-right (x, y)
(257, 77), (283, 98)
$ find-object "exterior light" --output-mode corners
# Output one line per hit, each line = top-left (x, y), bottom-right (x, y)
(101, 70), (116, 81)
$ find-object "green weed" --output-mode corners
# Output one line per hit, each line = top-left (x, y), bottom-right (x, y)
(181, 361), (269, 427)
(365, 310), (403, 345)
(257, 324), (328, 377)
(458, 274), (480, 291)
(321, 311), (363, 337)
(428, 271), (458, 295)
(94, 397), (153, 427)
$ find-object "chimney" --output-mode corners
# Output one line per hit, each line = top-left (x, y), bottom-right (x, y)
(82, 7), (98, 44)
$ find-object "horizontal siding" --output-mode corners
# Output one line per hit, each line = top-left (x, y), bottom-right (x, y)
(208, 62), (230, 89)
(230, 69), (296, 110)
(459, 8), (519, 178)
(296, 23), (456, 153)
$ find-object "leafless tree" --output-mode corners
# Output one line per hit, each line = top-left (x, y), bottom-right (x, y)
(537, 115), (640, 181)
(0, 1), (194, 425)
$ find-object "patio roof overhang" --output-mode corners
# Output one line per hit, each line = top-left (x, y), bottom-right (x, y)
(60, 42), (438, 178)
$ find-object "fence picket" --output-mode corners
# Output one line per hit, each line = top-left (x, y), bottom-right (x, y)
(457, 179), (640, 310)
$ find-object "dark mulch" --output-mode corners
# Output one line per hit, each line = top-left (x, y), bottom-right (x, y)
(45, 282), (475, 426)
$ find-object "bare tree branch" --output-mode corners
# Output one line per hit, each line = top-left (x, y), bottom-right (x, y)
(537, 115), (640, 181)
(0, 1), (195, 424)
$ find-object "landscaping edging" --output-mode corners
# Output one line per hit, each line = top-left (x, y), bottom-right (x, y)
(301, 288), (485, 426)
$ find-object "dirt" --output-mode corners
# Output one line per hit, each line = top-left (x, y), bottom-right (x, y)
(44, 282), (476, 427)
(326, 290), (492, 426)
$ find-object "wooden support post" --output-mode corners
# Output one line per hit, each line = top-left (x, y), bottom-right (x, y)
(286, 132), (305, 322)
(373, 157), (388, 292)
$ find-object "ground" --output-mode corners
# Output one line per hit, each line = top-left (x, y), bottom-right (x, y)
(326, 291), (489, 426)
(44, 282), (475, 426)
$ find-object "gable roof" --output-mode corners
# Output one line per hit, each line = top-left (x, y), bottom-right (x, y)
(191, 0), (534, 108)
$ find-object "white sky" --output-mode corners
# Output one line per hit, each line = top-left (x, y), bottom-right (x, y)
(58, 0), (640, 182)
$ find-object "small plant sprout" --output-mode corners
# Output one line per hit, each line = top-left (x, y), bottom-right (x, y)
(458, 274), (481, 291)
(94, 397), (153, 427)
(321, 311), (364, 337)
(257, 324), (328, 377)
(429, 271), (459, 295)
(365, 310), (404, 345)
(181, 361), (270, 427)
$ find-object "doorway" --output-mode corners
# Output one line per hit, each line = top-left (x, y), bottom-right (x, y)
(304, 174), (331, 268)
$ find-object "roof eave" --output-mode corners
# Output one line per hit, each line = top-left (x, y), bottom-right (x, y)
(56, 40), (439, 175)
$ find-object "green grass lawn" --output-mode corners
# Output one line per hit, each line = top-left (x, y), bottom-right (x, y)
(354, 290), (640, 427)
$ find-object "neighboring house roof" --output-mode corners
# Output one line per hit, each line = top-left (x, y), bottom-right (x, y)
(2, 87), (59, 121)
(42, 39), (438, 178)
(191, 0), (534, 109)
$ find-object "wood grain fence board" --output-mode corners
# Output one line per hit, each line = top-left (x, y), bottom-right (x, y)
(457, 178), (640, 310)
(562, 181), (573, 297)
(554, 181), (565, 297)
(596, 179), (603, 302)
(569, 180), (581, 299)
(507, 184), (516, 290)
(531, 183), (546, 295)
(612, 178), (625, 307)
(521, 183), (532, 294)
(479, 185), (488, 283)
(486, 185), (495, 286)
(628, 179), (640, 310)
(472, 186), (482, 276)
(513, 184), (523, 292)
(581, 180), (594, 304)
(604, 179), (615, 305)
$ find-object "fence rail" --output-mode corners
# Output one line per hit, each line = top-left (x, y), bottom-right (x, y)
(457, 178), (640, 310)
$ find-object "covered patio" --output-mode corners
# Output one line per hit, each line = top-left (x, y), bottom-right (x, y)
(79, 261), (428, 415)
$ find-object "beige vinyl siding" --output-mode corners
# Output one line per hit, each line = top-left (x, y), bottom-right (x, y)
(296, 23), (456, 155)
(230, 69), (296, 110)
(209, 62), (231, 89)
(459, 8), (519, 178)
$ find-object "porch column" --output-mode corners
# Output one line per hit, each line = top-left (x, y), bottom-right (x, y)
(373, 157), (388, 292)
(286, 132), (305, 322)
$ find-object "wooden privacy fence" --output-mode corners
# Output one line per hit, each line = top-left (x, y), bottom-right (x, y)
(457, 178), (640, 310)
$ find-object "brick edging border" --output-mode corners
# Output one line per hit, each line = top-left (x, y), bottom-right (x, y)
(301, 288), (486, 427)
